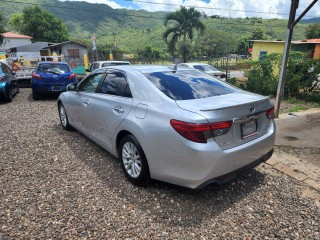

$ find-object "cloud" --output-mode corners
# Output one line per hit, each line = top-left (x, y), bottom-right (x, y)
(60, 0), (320, 19)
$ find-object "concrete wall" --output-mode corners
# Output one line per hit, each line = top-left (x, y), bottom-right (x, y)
(252, 42), (285, 61)
(0, 38), (32, 51)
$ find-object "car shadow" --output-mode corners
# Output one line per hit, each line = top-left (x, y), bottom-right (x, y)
(27, 92), (61, 101)
(52, 123), (266, 228)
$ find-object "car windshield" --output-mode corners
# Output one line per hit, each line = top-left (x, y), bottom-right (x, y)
(193, 65), (219, 72)
(144, 70), (237, 100)
(38, 63), (70, 74)
(102, 62), (130, 67)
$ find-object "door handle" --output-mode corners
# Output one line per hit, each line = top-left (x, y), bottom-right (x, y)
(113, 106), (124, 113)
(83, 100), (90, 105)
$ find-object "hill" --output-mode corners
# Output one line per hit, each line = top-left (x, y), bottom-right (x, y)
(301, 17), (320, 23)
(0, 0), (311, 54)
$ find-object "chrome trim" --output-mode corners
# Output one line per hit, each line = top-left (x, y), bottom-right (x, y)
(233, 111), (264, 124)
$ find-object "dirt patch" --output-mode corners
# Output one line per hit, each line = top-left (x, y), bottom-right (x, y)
(274, 146), (320, 182)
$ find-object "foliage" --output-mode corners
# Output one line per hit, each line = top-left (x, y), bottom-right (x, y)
(250, 27), (267, 41)
(247, 54), (279, 96)
(163, 6), (205, 62)
(305, 23), (320, 39)
(9, 13), (24, 33)
(0, 14), (5, 45)
(137, 45), (165, 62)
(10, 6), (69, 42)
(195, 29), (238, 58)
(247, 52), (320, 101)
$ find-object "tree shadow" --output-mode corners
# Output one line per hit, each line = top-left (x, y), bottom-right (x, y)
(52, 123), (266, 228)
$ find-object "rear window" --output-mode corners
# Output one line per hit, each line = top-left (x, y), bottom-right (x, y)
(144, 70), (237, 100)
(193, 65), (218, 72)
(38, 63), (71, 74)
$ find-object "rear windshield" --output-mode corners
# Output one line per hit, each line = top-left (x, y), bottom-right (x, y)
(38, 63), (71, 74)
(102, 62), (130, 67)
(193, 65), (219, 72)
(144, 70), (237, 100)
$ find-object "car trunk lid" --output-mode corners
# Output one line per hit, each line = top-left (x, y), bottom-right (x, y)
(175, 92), (274, 150)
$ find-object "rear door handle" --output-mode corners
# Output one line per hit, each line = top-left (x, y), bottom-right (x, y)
(113, 106), (124, 114)
(83, 100), (90, 106)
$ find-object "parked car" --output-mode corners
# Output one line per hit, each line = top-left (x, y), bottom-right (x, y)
(58, 65), (275, 189)
(89, 61), (131, 72)
(176, 63), (226, 80)
(0, 61), (19, 102)
(31, 62), (78, 100)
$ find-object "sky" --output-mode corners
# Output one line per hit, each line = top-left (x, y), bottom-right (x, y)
(61, 0), (320, 19)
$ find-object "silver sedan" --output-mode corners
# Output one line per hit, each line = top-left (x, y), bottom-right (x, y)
(58, 65), (275, 189)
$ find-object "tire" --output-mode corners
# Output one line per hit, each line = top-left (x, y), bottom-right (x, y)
(32, 90), (40, 100)
(17, 85), (20, 93)
(58, 103), (73, 131)
(119, 135), (150, 186)
(5, 87), (13, 102)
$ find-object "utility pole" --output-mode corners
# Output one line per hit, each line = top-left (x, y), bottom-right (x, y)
(275, 0), (318, 117)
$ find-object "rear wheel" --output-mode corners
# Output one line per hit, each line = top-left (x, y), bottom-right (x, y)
(119, 135), (150, 186)
(32, 90), (40, 100)
(58, 103), (73, 131)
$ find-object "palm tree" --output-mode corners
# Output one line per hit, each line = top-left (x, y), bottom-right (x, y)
(163, 6), (205, 62)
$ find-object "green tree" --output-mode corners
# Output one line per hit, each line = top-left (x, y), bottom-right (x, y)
(10, 6), (69, 42)
(9, 13), (24, 33)
(237, 35), (250, 55)
(195, 30), (237, 58)
(163, 6), (205, 62)
(0, 14), (5, 45)
(250, 27), (266, 41)
(305, 23), (320, 39)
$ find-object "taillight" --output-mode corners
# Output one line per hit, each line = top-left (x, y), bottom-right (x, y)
(266, 106), (275, 119)
(32, 73), (41, 79)
(0, 77), (4, 83)
(69, 73), (76, 80)
(170, 119), (233, 143)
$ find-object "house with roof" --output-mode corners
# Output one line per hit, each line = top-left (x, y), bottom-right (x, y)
(251, 39), (320, 61)
(0, 32), (33, 52)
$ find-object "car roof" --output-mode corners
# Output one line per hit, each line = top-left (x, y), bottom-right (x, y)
(94, 60), (130, 64)
(181, 62), (210, 66)
(38, 61), (69, 65)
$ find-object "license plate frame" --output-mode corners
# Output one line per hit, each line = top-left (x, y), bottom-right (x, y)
(241, 120), (258, 139)
(52, 86), (61, 91)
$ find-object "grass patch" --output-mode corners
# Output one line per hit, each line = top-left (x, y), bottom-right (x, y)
(287, 106), (309, 112)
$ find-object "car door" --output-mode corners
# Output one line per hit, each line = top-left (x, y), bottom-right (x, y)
(84, 70), (133, 150)
(2, 64), (18, 94)
(71, 71), (106, 133)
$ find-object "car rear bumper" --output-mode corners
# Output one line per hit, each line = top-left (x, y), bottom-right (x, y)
(147, 122), (275, 189)
(32, 83), (68, 93)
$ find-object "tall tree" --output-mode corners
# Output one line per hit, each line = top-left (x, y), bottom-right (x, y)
(163, 6), (205, 62)
(10, 6), (69, 42)
(0, 14), (5, 45)
(305, 23), (320, 39)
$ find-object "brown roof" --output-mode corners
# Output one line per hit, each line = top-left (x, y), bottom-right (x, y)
(3, 32), (33, 39)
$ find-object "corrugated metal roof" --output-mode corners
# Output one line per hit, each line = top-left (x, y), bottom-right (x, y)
(3, 32), (33, 39)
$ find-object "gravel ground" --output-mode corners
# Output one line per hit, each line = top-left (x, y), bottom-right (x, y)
(0, 89), (319, 239)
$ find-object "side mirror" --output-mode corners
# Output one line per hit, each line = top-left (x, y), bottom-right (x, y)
(66, 83), (77, 91)
(85, 69), (91, 73)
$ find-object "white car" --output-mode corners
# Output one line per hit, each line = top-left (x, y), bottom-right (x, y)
(176, 63), (226, 81)
(89, 61), (131, 72)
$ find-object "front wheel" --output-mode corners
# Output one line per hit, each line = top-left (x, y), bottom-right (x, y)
(119, 135), (150, 186)
(58, 103), (73, 131)
(32, 90), (40, 100)
(5, 87), (12, 102)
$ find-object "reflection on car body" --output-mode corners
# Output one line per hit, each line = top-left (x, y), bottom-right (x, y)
(58, 65), (275, 189)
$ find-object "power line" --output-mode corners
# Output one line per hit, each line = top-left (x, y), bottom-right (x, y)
(124, 0), (319, 18)
(2, 0), (311, 29)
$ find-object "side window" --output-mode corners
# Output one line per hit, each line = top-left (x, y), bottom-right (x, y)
(99, 72), (132, 97)
(1, 64), (12, 75)
(78, 73), (105, 93)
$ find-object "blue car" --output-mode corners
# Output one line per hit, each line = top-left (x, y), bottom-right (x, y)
(31, 62), (77, 100)
(0, 61), (19, 102)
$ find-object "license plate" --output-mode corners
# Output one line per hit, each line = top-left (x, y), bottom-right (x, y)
(52, 86), (61, 91)
(241, 120), (258, 139)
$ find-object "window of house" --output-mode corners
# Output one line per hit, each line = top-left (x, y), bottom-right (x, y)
(68, 49), (80, 59)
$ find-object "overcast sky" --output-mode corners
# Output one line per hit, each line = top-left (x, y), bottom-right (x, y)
(61, 0), (320, 19)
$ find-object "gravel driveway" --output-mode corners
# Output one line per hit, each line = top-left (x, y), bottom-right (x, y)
(0, 89), (319, 239)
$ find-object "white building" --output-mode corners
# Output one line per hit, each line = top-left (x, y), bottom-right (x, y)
(0, 32), (33, 52)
